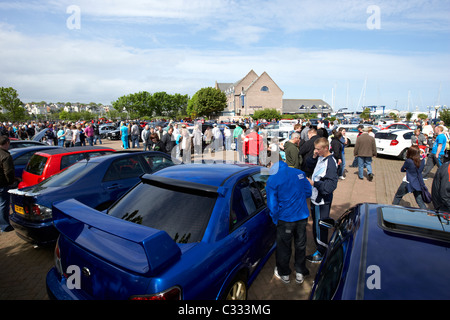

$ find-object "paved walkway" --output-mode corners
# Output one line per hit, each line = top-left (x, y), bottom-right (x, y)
(0, 140), (437, 300)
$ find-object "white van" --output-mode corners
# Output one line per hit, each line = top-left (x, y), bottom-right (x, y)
(278, 120), (298, 128)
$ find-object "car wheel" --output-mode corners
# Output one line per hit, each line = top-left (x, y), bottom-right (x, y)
(399, 148), (408, 160)
(223, 275), (247, 300)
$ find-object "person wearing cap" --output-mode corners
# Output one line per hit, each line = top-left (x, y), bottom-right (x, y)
(353, 126), (377, 181)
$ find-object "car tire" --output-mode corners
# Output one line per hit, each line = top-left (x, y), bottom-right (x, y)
(399, 148), (408, 160)
(222, 274), (248, 300)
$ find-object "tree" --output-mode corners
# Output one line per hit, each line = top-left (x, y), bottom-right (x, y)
(439, 107), (450, 126)
(360, 107), (371, 120)
(406, 112), (413, 121)
(189, 87), (226, 118)
(252, 108), (282, 121)
(0, 87), (26, 121)
(417, 113), (428, 121)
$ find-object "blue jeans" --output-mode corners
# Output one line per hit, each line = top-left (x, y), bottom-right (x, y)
(339, 150), (346, 176)
(131, 135), (140, 148)
(0, 187), (12, 231)
(94, 135), (102, 145)
(358, 156), (373, 178)
(276, 219), (308, 276)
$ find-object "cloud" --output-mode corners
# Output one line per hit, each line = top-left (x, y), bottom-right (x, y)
(0, 19), (448, 107)
(0, 1), (448, 108)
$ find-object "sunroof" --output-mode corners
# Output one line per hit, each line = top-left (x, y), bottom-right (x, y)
(378, 207), (450, 242)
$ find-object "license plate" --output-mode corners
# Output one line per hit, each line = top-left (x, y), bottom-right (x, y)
(14, 205), (25, 215)
(377, 148), (384, 151)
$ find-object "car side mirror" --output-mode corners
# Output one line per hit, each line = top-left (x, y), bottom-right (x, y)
(319, 218), (336, 229)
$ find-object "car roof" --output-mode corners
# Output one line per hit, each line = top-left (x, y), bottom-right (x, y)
(10, 140), (45, 144)
(75, 150), (168, 163)
(34, 146), (115, 156)
(344, 203), (450, 299)
(152, 163), (261, 187)
(10, 146), (61, 155)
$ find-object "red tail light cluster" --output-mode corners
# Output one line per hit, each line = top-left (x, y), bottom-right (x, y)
(130, 287), (181, 300)
(390, 139), (399, 146)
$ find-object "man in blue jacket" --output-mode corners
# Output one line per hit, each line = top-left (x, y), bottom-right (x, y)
(266, 157), (312, 284)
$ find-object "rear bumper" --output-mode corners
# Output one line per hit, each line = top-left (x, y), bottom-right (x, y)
(376, 146), (403, 158)
(10, 214), (58, 245)
(46, 267), (83, 300)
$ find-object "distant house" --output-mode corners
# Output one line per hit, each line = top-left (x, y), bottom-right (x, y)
(282, 99), (332, 116)
(215, 70), (284, 117)
(215, 70), (332, 119)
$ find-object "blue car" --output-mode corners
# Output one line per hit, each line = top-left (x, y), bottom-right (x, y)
(9, 151), (176, 245)
(46, 164), (276, 300)
(10, 145), (61, 178)
(310, 203), (450, 300)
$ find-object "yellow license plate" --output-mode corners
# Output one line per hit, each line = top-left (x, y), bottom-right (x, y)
(14, 205), (25, 215)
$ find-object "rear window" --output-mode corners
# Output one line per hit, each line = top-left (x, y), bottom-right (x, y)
(60, 151), (114, 170)
(108, 183), (217, 243)
(38, 162), (100, 188)
(25, 155), (49, 175)
(374, 132), (397, 140)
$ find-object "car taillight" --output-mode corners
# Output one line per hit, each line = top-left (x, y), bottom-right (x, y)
(390, 139), (399, 146)
(31, 204), (52, 220)
(130, 287), (182, 300)
(54, 239), (63, 277)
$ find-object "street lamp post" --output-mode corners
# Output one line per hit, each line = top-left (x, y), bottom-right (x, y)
(434, 105), (440, 120)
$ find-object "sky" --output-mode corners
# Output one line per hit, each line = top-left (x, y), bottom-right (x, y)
(0, 0), (449, 112)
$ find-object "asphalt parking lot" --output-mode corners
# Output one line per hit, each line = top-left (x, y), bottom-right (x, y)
(0, 138), (438, 300)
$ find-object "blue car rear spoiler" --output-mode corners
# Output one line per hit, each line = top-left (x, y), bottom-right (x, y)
(52, 199), (181, 276)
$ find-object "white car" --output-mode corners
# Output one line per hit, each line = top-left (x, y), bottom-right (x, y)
(374, 129), (414, 160)
(337, 124), (379, 146)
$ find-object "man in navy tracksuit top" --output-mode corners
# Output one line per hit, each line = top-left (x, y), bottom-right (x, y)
(266, 158), (312, 284)
(306, 137), (338, 263)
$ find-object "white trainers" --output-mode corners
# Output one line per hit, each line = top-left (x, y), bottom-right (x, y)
(339, 176), (345, 180)
(274, 267), (290, 284)
(296, 272), (304, 284)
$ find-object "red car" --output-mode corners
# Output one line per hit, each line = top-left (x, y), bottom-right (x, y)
(18, 146), (115, 189)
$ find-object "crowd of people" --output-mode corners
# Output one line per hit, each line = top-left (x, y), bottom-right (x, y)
(1, 117), (449, 289)
(0, 120), (107, 147)
(258, 118), (449, 285)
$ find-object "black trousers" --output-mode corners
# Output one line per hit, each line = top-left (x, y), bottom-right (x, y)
(275, 219), (308, 276)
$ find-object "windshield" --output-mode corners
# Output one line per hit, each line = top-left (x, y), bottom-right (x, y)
(108, 182), (217, 243)
(37, 161), (99, 188)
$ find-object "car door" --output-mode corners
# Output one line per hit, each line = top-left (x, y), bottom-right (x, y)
(229, 175), (274, 270)
(101, 155), (146, 205)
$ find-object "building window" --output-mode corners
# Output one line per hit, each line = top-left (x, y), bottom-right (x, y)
(260, 86), (269, 92)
